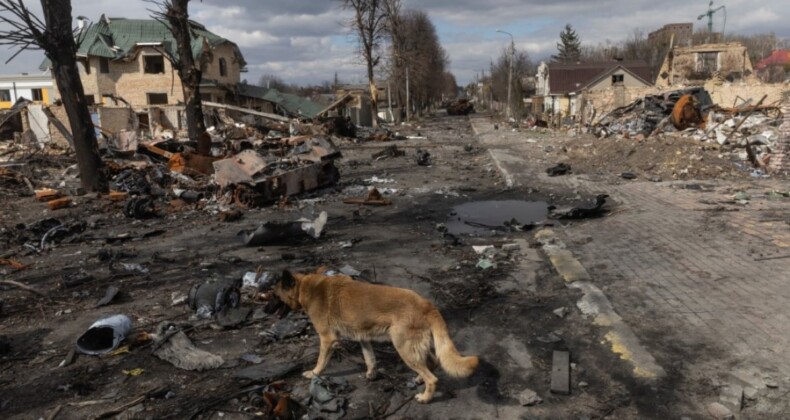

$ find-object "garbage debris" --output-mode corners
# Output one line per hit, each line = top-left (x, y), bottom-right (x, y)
(549, 194), (609, 219)
(372, 145), (405, 160)
(188, 281), (241, 319)
(76, 314), (132, 355)
(594, 87), (714, 137)
(237, 211), (328, 246)
(235, 360), (301, 383)
(242, 270), (276, 291)
(124, 196), (157, 219)
(260, 313), (309, 343)
(546, 163), (571, 177)
(114, 262), (149, 274)
(151, 322), (224, 371)
(416, 149), (431, 166)
(95, 286), (121, 307)
(518, 388), (543, 406)
(308, 375), (352, 418)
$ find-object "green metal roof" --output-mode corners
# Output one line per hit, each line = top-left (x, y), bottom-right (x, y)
(238, 85), (325, 119)
(40, 17), (245, 70)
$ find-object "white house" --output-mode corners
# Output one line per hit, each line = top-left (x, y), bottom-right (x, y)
(0, 73), (54, 110)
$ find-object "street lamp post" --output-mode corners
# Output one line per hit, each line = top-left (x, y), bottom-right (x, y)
(496, 29), (515, 120)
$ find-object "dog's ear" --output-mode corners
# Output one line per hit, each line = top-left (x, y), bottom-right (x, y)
(281, 269), (296, 290)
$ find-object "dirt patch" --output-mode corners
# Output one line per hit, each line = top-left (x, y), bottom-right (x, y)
(558, 133), (752, 182)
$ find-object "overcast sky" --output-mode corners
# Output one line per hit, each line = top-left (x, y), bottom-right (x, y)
(0, 0), (787, 86)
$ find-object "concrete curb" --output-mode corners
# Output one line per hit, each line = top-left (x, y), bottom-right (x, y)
(536, 228), (666, 381)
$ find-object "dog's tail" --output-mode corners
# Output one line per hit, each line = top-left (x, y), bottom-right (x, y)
(429, 310), (479, 378)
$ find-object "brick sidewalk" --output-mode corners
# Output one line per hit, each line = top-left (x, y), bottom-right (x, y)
(473, 116), (790, 414)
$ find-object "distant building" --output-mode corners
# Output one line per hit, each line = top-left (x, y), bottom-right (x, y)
(0, 74), (54, 110)
(40, 15), (246, 110)
(534, 60), (654, 118)
(648, 23), (694, 47)
(754, 50), (790, 83)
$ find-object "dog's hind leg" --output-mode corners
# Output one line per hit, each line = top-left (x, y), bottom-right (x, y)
(304, 332), (337, 378)
(392, 332), (438, 403)
(413, 352), (439, 384)
(360, 341), (377, 379)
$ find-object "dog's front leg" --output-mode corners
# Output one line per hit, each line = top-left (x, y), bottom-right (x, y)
(304, 332), (337, 378)
(360, 341), (377, 379)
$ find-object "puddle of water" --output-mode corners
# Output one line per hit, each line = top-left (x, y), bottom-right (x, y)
(445, 200), (548, 236)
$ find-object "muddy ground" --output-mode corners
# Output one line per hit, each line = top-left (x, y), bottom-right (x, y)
(0, 114), (725, 419)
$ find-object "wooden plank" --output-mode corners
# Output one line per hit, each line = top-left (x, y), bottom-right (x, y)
(201, 100), (290, 123)
(550, 350), (570, 395)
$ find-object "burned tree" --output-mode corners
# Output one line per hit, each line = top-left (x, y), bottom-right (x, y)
(0, 0), (109, 192)
(150, 0), (209, 154)
(340, 0), (390, 128)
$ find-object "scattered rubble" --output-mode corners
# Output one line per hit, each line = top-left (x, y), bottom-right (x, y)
(591, 88), (784, 174)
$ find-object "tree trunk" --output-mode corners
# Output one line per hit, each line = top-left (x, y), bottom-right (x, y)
(165, 0), (208, 154)
(42, 0), (108, 193)
(367, 63), (379, 128)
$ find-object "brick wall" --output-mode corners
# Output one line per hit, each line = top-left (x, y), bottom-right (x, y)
(97, 107), (136, 134)
(52, 43), (240, 110)
(47, 105), (71, 148)
(703, 79), (788, 108)
(583, 86), (661, 123)
(769, 91), (790, 175)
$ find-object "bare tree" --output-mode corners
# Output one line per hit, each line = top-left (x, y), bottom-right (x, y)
(150, 0), (209, 154)
(340, 0), (390, 128)
(392, 9), (448, 115)
(0, 0), (108, 192)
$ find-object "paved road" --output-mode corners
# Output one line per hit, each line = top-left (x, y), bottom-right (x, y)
(473, 115), (790, 417)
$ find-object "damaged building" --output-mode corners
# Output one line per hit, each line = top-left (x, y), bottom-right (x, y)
(656, 42), (754, 88)
(40, 15), (247, 108)
(533, 60), (654, 123)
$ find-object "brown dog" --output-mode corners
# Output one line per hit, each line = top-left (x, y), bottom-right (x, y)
(272, 269), (479, 403)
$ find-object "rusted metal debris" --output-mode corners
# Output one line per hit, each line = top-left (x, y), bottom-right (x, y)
(212, 137), (341, 207)
(343, 187), (392, 206)
(595, 87), (714, 137)
(446, 99), (475, 116)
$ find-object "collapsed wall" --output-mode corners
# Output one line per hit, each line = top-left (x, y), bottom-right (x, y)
(771, 91), (790, 174)
(584, 82), (788, 125)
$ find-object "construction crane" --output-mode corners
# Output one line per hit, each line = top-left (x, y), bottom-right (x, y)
(697, 0), (726, 34)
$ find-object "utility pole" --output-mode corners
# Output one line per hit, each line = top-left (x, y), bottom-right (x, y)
(496, 29), (515, 120)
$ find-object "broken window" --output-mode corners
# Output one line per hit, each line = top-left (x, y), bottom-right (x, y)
(31, 88), (43, 101)
(100, 57), (110, 74)
(147, 93), (168, 105)
(84, 95), (95, 105)
(219, 57), (228, 77)
(0, 89), (10, 102)
(696, 52), (718, 74)
(611, 74), (624, 84)
(144, 55), (165, 74)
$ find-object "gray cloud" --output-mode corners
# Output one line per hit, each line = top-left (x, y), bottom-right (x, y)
(0, 0), (786, 85)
